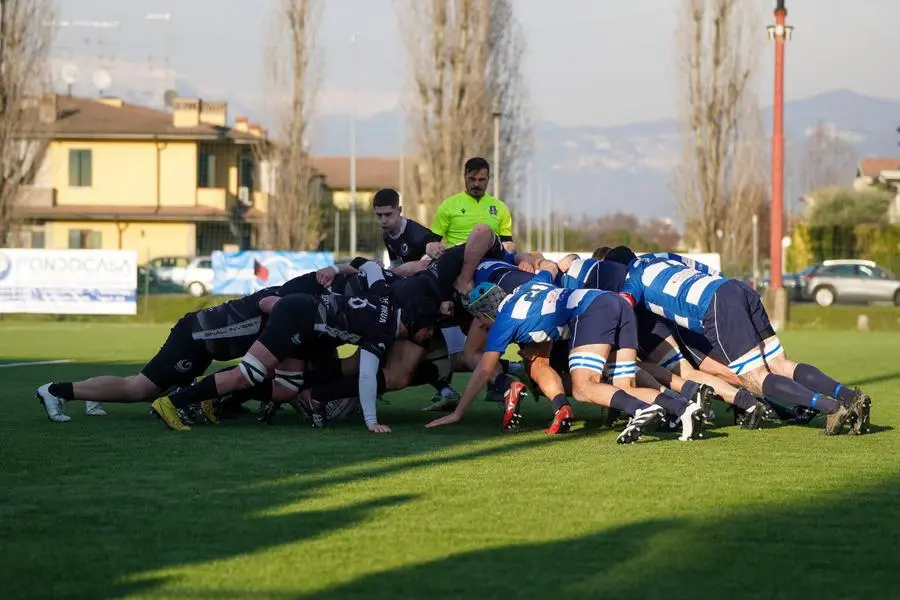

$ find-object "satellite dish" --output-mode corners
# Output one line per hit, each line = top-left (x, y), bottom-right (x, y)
(61, 63), (79, 85)
(163, 89), (177, 108)
(92, 69), (111, 95)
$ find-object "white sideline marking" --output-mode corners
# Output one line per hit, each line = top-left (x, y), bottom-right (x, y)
(0, 359), (74, 369)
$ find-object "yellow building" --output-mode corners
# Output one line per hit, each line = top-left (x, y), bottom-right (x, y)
(16, 94), (269, 260)
(311, 156), (402, 210)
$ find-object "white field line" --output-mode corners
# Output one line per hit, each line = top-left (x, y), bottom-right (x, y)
(0, 359), (74, 369)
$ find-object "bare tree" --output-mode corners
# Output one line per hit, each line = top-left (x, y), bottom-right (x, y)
(0, 0), (55, 246)
(670, 0), (766, 271)
(395, 0), (531, 223)
(256, 0), (324, 251)
(799, 121), (858, 192)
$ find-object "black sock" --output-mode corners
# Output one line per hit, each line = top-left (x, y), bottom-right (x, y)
(410, 362), (441, 387)
(49, 382), (75, 401)
(310, 377), (358, 403)
(793, 363), (855, 404)
(302, 359), (344, 387)
(550, 393), (569, 412)
(170, 375), (219, 409)
(308, 370), (387, 403)
(762, 374), (838, 414)
(609, 390), (646, 416)
(432, 376), (452, 392)
(680, 379), (700, 400)
(654, 391), (688, 417)
(492, 372), (510, 394)
(221, 381), (272, 405)
(733, 389), (759, 410)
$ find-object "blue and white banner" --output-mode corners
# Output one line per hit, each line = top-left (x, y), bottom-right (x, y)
(0, 249), (138, 315)
(212, 251), (334, 295)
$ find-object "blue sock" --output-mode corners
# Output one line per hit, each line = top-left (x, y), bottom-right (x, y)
(762, 374), (838, 414)
(733, 389), (759, 410)
(654, 392), (689, 418)
(681, 380), (701, 400)
(793, 364), (854, 404)
(609, 390), (646, 416)
(550, 394), (568, 412)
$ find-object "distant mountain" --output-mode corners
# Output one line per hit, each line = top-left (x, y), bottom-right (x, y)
(309, 90), (900, 221)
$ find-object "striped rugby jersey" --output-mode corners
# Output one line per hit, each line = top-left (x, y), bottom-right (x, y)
(484, 270), (611, 353)
(557, 258), (599, 289)
(620, 253), (726, 332)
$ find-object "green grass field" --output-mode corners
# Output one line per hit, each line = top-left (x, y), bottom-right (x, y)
(1, 323), (899, 599)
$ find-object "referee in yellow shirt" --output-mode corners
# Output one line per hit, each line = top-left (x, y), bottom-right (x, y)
(431, 157), (514, 248)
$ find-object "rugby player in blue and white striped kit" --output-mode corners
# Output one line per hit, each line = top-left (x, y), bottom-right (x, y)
(426, 262), (705, 444)
(613, 247), (871, 435)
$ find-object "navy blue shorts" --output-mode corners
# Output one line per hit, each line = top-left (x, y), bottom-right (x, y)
(570, 293), (638, 350)
(670, 324), (712, 369)
(702, 280), (775, 370)
(636, 309), (673, 358)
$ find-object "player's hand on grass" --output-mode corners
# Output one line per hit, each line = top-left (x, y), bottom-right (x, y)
(425, 412), (462, 428)
(368, 423), (392, 434)
(316, 267), (336, 287)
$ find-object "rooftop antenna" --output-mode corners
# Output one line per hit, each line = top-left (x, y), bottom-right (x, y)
(61, 62), (79, 97)
(92, 69), (112, 98)
(146, 12), (174, 103)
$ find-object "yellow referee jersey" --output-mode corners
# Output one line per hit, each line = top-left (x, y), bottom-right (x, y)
(431, 192), (513, 246)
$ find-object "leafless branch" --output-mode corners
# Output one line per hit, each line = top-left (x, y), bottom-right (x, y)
(799, 121), (858, 192)
(395, 0), (531, 223)
(670, 0), (766, 271)
(0, 0), (55, 245)
(255, 0), (324, 251)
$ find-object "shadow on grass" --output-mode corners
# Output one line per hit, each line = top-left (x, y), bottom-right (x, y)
(0, 358), (575, 599)
(847, 370), (900, 387)
(296, 475), (900, 600)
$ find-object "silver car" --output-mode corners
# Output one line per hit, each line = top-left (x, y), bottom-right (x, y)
(801, 259), (900, 306)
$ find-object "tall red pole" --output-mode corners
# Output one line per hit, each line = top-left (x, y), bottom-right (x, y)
(769, 2), (789, 290)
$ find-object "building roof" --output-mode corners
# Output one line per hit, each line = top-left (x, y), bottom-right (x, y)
(311, 156), (402, 191)
(21, 204), (264, 222)
(858, 157), (900, 178)
(31, 96), (261, 142)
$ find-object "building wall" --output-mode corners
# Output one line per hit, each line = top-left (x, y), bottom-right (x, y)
(45, 220), (196, 258)
(50, 140), (199, 207)
(332, 189), (376, 211)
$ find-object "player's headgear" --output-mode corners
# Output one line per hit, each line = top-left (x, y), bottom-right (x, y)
(399, 297), (441, 334)
(606, 246), (637, 266)
(466, 282), (508, 321)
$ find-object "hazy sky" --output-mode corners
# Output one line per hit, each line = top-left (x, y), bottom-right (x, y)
(54, 0), (900, 127)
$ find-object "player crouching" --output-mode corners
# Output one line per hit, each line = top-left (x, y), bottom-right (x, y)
(425, 266), (705, 444)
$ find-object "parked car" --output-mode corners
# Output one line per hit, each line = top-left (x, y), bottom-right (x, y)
(179, 256), (215, 296)
(146, 255), (214, 296)
(146, 256), (191, 283)
(800, 259), (900, 306)
(755, 270), (806, 300)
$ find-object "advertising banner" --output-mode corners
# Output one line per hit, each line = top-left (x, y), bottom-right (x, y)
(212, 251), (334, 295)
(0, 249), (138, 315)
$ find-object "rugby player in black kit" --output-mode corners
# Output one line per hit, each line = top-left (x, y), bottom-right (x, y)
(373, 188), (444, 267)
(36, 286), (284, 424)
(155, 262), (441, 433)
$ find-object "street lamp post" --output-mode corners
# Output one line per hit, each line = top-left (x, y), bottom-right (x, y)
(349, 33), (358, 258)
(492, 103), (501, 199)
(767, 0), (792, 291)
